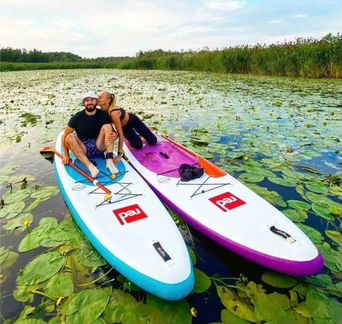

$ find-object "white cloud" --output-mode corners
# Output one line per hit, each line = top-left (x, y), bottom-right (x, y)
(205, 0), (246, 11)
(269, 20), (283, 24)
(292, 14), (307, 18)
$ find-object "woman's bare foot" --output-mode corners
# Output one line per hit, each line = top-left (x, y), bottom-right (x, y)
(106, 159), (119, 174)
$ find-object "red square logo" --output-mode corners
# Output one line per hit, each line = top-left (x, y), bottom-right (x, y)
(209, 192), (246, 212)
(113, 204), (148, 225)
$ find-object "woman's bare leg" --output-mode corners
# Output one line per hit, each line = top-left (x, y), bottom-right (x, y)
(97, 124), (119, 174)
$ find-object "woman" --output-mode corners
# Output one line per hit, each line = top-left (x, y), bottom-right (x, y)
(98, 91), (157, 163)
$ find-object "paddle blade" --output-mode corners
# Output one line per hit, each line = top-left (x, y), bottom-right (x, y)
(197, 156), (226, 178)
(40, 147), (55, 163)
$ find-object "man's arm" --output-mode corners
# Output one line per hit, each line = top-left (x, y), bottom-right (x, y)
(62, 126), (75, 165)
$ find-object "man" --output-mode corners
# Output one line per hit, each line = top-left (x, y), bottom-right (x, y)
(62, 91), (118, 178)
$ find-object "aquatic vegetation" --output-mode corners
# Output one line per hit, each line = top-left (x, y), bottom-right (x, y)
(0, 69), (341, 323)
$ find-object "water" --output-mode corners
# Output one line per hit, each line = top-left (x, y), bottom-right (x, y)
(0, 69), (341, 324)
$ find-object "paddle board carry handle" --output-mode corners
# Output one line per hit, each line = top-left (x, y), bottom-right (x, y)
(40, 146), (113, 198)
(270, 226), (296, 243)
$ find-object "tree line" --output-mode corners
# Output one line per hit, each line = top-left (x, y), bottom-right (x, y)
(1, 33), (341, 78)
(0, 48), (82, 63)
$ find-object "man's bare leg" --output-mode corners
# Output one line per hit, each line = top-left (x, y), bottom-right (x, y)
(65, 133), (99, 178)
(97, 124), (119, 174)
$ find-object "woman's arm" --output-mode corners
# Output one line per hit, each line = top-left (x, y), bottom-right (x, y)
(110, 112), (125, 162)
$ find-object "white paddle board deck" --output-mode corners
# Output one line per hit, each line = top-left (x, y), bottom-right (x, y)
(123, 131), (324, 276)
(54, 132), (194, 300)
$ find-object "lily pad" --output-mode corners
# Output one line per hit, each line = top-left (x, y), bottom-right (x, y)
(0, 246), (18, 272)
(2, 188), (31, 204)
(2, 212), (33, 232)
(239, 173), (265, 183)
(19, 217), (59, 252)
(311, 203), (334, 220)
(325, 230), (342, 245)
(44, 273), (74, 298)
(63, 287), (112, 324)
(17, 251), (65, 285)
(297, 224), (324, 244)
(283, 209), (308, 222)
(287, 200), (311, 211)
(0, 201), (25, 219)
(268, 176), (297, 187)
(193, 268), (211, 294)
(261, 271), (298, 288)
(221, 309), (249, 324)
(317, 243), (342, 274)
(30, 186), (59, 200)
(305, 183), (329, 194)
(216, 286), (257, 322)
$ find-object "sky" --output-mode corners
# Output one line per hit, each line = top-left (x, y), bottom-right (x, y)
(0, 0), (340, 58)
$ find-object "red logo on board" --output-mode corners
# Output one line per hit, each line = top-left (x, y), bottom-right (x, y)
(209, 192), (246, 212)
(113, 204), (148, 225)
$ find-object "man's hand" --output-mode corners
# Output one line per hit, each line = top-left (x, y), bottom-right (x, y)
(62, 156), (71, 165)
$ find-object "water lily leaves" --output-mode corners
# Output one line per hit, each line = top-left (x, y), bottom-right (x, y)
(239, 172), (265, 183)
(267, 176), (297, 187)
(63, 287), (112, 324)
(102, 289), (139, 324)
(30, 186), (59, 200)
(0, 246), (18, 273)
(2, 188), (31, 204)
(325, 230), (342, 245)
(287, 200), (311, 211)
(261, 271), (298, 288)
(74, 244), (106, 268)
(146, 294), (192, 324)
(252, 292), (291, 322)
(0, 165), (17, 185)
(19, 217), (59, 252)
(297, 224), (324, 244)
(0, 200), (25, 219)
(306, 289), (342, 323)
(221, 309), (249, 324)
(13, 283), (42, 302)
(311, 203), (335, 221)
(305, 183), (329, 195)
(216, 286), (257, 322)
(44, 273), (74, 298)
(14, 315), (47, 323)
(17, 251), (65, 286)
(193, 268), (211, 294)
(317, 243), (342, 274)
(2, 212), (33, 232)
(283, 209), (308, 222)
(247, 184), (287, 207)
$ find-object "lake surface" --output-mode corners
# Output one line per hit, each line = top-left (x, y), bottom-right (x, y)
(0, 69), (341, 324)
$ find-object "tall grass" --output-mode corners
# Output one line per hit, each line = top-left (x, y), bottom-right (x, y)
(1, 34), (340, 78)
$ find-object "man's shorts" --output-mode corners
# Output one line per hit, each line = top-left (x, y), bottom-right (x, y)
(82, 139), (104, 158)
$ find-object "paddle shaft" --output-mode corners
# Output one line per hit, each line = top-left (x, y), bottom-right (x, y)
(47, 148), (112, 195)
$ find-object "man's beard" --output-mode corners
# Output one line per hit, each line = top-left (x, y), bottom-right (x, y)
(85, 104), (96, 112)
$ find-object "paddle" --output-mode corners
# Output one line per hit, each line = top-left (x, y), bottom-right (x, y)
(40, 147), (112, 197)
